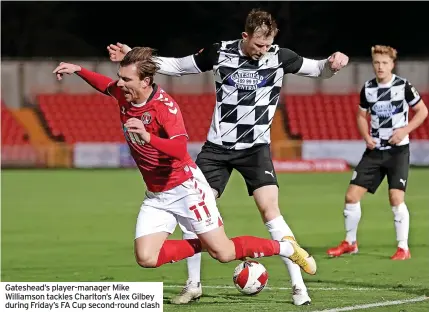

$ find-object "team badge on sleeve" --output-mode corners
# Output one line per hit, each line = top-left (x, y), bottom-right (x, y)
(411, 86), (420, 98)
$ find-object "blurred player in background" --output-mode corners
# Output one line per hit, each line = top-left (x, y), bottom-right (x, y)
(52, 47), (317, 298)
(327, 45), (427, 260)
(107, 8), (348, 305)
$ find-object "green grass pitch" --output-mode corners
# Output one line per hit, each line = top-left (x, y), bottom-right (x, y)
(2, 169), (429, 311)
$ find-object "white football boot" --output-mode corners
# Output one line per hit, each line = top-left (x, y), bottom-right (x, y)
(292, 285), (311, 305)
(170, 279), (202, 304)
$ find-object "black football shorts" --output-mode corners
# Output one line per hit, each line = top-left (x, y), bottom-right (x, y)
(350, 144), (410, 194)
(195, 141), (279, 197)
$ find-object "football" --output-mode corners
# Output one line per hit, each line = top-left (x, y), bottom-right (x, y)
(233, 260), (268, 295)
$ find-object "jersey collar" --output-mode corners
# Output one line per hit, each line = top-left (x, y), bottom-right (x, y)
(130, 84), (159, 107)
(377, 74), (396, 88)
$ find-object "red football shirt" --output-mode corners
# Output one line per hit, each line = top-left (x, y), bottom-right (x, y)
(108, 82), (195, 192)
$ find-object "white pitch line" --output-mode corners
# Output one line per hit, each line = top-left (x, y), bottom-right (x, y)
(164, 285), (398, 292)
(312, 296), (428, 312)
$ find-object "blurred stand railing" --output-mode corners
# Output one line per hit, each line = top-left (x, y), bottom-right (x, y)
(2, 139), (428, 170)
(1, 59), (429, 108)
(1, 144), (73, 168)
(1, 141), (306, 169)
(1, 141), (354, 172)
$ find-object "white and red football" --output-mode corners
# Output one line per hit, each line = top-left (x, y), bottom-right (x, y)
(233, 260), (268, 295)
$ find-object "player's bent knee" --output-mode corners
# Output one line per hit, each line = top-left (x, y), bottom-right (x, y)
(136, 257), (158, 268)
(198, 227), (235, 262)
(389, 190), (404, 206)
(345, 186), (365, 203)
(345, 193), (359, 204)
(135, 251), (158, 268)
(204, 239), (235, 263)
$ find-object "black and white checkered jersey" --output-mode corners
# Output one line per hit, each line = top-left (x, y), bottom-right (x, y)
(155, 39), (336, 150)
(359, 74), (421, 149)
(192, 40), (306, 149)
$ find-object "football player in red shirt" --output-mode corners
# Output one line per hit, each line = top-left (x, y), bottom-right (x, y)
(53, 47), (316, 282)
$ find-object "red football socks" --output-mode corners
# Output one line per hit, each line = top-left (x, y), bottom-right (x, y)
(155, 236), (280, 267)
(156, 239), (202, 267)
(231, 236), (280, 259)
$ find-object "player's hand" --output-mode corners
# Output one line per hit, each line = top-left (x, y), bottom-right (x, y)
(53, 62), (81, 81)
(328, 52), (349, 71)
(388, 128), (408, 145)
(124, 117), (150, 143)
(365, 137), (377, 150)
(107, 42), (132, 62)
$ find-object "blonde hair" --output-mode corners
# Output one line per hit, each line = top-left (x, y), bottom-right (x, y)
(371, 45), (398, 61)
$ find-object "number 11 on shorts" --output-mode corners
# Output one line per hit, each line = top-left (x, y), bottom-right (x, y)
(189, 201), (211, 221)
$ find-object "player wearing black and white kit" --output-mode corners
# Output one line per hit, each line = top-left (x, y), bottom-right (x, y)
(327, 45), (427, 261)
(108, 9), (349, 306)
(190, 40), (328, 197)
(353, 75), (421, 193)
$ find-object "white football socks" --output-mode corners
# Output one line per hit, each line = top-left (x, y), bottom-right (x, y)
(265, 216), (306, 291)
(344, 202), (361, 244)
(183, 232), (201, 284)
(392, 202), (409, 250)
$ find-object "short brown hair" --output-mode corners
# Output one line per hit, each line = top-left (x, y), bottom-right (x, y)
(371, 45), (398, 61)
(245, 9), (278, 37)
(120, 47), (160, 83)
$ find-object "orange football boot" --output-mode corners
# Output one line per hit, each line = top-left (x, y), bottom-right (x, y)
(327, 240), (358, 257)
(390, 247), (411, 260)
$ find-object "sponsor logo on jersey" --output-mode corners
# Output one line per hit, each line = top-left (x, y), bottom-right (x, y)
(227, 70), (267, 90)
(372, 102), (398, 117)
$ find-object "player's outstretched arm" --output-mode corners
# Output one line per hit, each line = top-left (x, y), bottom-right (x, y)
(53, 62), (114, 95)
(108, 42), (215, 77)
(296, 52), (349, 79)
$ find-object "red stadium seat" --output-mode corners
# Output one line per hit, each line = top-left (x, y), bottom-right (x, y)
(284, 94), (429, 140)
(37, 93), (217, 143)
(37, 93), (123, 144)
(31, 92), (429, 143)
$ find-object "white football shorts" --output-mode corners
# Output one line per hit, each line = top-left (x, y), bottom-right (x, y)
(135, 166), (223, 239)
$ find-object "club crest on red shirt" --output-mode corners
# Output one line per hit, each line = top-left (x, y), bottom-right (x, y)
(141, 112), (152, 124)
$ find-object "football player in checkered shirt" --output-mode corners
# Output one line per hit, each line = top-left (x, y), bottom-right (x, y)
(108, 9), (348, 306)
(327, 45), (428, 260)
